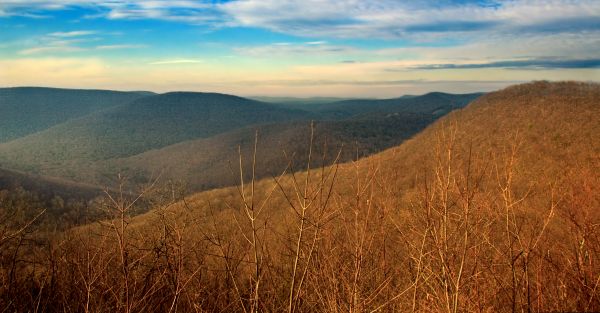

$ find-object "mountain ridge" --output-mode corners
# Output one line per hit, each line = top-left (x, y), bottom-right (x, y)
(0, 87), (150, 143)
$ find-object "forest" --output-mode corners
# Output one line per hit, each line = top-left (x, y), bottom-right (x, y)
(1, 81), (599, 312)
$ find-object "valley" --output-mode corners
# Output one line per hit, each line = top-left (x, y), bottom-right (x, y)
(1, 81), (599, 312)
(0, 87), (478, 192)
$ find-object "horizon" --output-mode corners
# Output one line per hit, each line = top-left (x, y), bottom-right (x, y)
(1, 1), (599, 97)
(0, 84), (493, 100)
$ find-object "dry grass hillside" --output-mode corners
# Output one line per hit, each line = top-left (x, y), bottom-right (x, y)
(1, 81), (599, 312)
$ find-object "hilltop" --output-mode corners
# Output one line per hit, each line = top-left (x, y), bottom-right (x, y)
(0, 92), (310, 180)
(0, 87), (149, 143)
(301, 91), (482, 118)
(0, 90), (478, 190)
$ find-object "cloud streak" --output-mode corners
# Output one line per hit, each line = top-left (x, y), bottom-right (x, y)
(17, 30), (146, 55)
(149, 59), (205, 65)
(0, 0), (224, 24)
(2, 1), (599, 40)
(409, 58), (600, 70)
(48, 30), (97, 37)
(234, 42), (358, 58)
(219, 0), (600, 39)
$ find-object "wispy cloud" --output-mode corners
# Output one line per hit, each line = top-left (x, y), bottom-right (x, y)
(48, 30), (97, 37)
(235, 42), (358, 58)
(96, 44), (147, 50)
(0, 0), (224, 24)
(19, 45), (86, 55)
(17, 30), (146, 55)
(409, 58), (600, 70)
(149, 59), (204, 65)
(1, 1), (598, 96)
(2, 1), (599, 40)
(219, 0), (600, 39)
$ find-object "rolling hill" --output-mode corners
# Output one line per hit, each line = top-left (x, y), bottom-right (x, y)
(108, 81), (599, 312)
(0, 167), (102, 201)
(103, 112), (437, 191)
(0, 92), (311, 180)
(0, 90), (480, 190)
(142, 81), (599, 227)
(250, 96), (355, 105)
(0, 166), (106, 228)
(3, 81), (599, 313)
(0, 87), (150, 143)
(294, 91), (483, 118)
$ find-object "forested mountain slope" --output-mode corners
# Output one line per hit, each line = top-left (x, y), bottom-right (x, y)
(0, 92), (311, 179)
(305, 92), (483, 118)
(106, 112), (437, 191)
(0, 87), (149, 143)
(2, 82), (599, 313)
(117, 81), (600, 312)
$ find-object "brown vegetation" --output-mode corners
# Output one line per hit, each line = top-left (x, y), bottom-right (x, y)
(1, 81), (599, 312)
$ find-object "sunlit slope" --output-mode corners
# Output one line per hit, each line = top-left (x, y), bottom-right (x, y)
(71, 81), (600, 313)
(140, 81), (599, 220)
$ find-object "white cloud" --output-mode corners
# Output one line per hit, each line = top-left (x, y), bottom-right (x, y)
(96, 44), (147, 50)
(1, 0), (598, 97)
(2, 1), (599, 40)
(15, 30), (147, 55)
(1, 0), (224, 24)
(48, 30), (96, 37)
(19, 45), (86, 55)
(219, 0), (600, 39)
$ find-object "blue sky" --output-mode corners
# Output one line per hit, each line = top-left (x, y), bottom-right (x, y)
(0, 0), (599, 97)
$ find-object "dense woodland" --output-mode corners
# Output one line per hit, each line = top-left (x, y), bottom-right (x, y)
(0, 88), (476, 191)
(0, 81), (599, 312)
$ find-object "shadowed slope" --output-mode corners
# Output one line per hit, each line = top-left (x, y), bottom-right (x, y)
(105, 113), (437, 191)
(309, 92), (483, 118)
(0, 92), (311, 180)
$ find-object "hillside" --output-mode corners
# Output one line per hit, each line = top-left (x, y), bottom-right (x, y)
(0, 167), (101, 199)
(305, 92), (483, 118)
(0, 92), (311, 180)
(2, 82), (599, 312)
(104, 113), (437, 191)
(250, 96), (355, 105)
(85, 81), (599, 312)
(0, 87), (149, 143)
(0, 167), (106, 227)
(149, 81), (599, 238)
(0, 90), (478, 190)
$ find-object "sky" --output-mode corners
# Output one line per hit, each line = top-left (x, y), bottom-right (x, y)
(0, 0), (599, 97)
